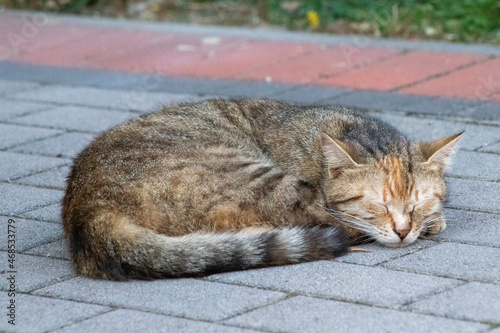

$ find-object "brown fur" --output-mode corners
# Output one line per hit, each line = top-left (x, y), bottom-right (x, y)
(63, 99), (462, 280)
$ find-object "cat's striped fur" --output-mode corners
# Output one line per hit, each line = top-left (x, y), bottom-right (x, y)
(63, 99), (461, 280)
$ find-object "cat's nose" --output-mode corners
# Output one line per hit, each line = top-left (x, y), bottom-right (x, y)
(394, 228), (410, 240)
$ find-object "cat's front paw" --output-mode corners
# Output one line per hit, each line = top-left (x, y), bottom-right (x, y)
(426, 219), (446, 235)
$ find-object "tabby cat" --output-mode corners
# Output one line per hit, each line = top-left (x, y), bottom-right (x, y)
(63, 99), (461, 280)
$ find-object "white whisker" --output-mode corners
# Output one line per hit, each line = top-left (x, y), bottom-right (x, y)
(324, 212), (378, 234)
(324, 207), (368, 223)
(316, 202), (383, 239)
(424, 217), (444, 228)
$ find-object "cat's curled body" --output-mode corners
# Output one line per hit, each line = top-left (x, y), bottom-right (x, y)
(63, 99), (461, 280)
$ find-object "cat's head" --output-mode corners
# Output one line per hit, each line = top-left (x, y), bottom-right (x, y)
(320, 132), (463, 247)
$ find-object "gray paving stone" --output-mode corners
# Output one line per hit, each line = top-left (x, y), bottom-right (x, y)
(107, 90), (201, 113)
(0, 79), (39, 96)
(0, 98), (51, 120)
(0, 61), (236, 96)
(374, 113), (500, 150)
(20, 203), (62, 223)
(447, 150), (500, 181)
(0, 183), (63, 215)
(403, 96), (484, 118)
(336, 240), (436, 266)
(211, 80), (291, 99)
(11, 132), (96, 158)
(480, 140), (500, 154)
(10, 106), (138, 133)
(0, 151), (68, 181)
(0, 62), (301, 101)
(55, 309), (258, 333)
(446, 178), (500, 213)
(406, 282), (500, 324)
(0, 62), (173, 92)
(225, 295), (487, 333)
(383, 243), (500, 284)
(274, 86), (350, 104)
(0, 124), (62, 150)
(0, 252), (75, 292)
(35, 278), (286, 321)
(15, 166), (70, 190)
(328, 90), (425, 113)
(207, 261), (459, 308)
(23, 239), (71, 260)
(333, 93), (487, 119)
(0, 217), (63, 252)
(434, 209), (500, 247)
(0, 62), (135, 90)
(150, 76), (236, 96)
(9, 85), (199, 112)
(469, 102), (500, 122)
(0, 292), (110, 333)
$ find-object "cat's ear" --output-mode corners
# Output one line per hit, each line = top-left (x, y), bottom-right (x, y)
(417, 132), (463, 172)
(321, 133), (358, 174)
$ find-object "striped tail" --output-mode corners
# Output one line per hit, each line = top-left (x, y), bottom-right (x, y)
(71, 223), (350, 281)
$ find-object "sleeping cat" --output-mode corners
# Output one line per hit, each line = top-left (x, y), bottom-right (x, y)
(62, 99), (462, 280)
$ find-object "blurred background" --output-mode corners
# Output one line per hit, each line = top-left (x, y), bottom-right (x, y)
(2, 0), (500, 44)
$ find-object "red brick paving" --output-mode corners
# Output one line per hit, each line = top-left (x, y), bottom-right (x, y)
(235, 46), (400, 84)
(1, 11), (500, 102)
(400, 57), (500, 100)
(12, 29), (168, 67)
(0, 23), (97, 60)
(168, 40), (318, 79)
(316, 51), (487, 91)
(91, 34), (252, 75)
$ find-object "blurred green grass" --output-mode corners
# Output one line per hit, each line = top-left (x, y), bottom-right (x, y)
(3, 0), (500, 44)
(270, 0), (500, 43)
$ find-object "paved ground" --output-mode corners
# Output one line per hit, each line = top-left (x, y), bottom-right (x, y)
(1, 9), (500, 333)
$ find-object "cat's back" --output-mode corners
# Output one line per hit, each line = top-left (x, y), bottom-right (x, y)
(66, 99), (302, 201)
(68, 98), (404, 189)
(70, 99), (324, 172)
(79, 99), (292, 158)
